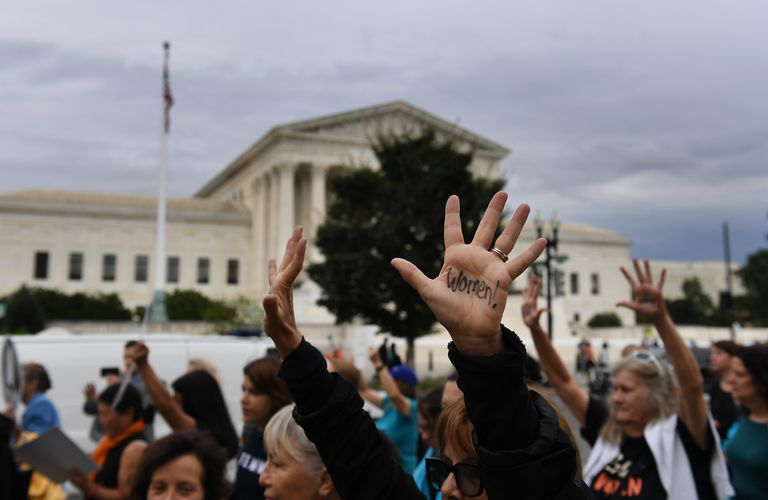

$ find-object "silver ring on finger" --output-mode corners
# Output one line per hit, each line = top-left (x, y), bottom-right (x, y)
(491, 247), (509, 263)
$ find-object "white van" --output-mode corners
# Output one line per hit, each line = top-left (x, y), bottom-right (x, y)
(8, 331), (276, 452)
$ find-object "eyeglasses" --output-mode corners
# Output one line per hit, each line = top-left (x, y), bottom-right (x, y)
(629, 350), (666, 377)
(426, 457), (483, 497)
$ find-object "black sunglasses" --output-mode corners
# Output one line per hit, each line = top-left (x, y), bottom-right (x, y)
(426, 457), (483, 497)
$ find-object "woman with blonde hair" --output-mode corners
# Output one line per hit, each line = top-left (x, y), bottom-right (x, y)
(521, 265), (732, 499)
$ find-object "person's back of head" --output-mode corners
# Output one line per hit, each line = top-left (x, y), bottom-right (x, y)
(172, 370), (238, 458)
(131, 430), (228, 500)
(390, 365), (418, 399)
(99, 384), (143, 422)
(188, 358), (221, 386)
(23, 362), (52, 393)
(328, 358), (362, 389)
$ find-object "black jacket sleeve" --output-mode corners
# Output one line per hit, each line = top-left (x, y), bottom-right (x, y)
(450, 326), (591, 500)
(279, 338), (424, 500)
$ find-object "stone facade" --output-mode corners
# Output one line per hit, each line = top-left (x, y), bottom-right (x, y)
(0, 101), (737, 335)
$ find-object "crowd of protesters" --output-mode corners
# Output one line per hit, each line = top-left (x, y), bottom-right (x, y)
(2, 191), (767, 499)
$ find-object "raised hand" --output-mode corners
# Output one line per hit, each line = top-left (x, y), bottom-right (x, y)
(521, 274), (548, 330)
(392, 192), (546, 356)
(368, 347), (383, 367)
(84, 383), (97, 402)
(127, 342), (149, 367)
(617, 259), (668, 323)
(263, 226), (307, 358)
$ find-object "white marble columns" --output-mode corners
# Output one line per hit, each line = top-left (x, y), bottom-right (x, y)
(309, 164), (328, 261)
(248, 162), (328, 293)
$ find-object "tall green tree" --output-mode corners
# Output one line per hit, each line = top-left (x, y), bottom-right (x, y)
(307, 129), (504, 365)
(737, 249), (768, 325)
(666, 277), (718, 325)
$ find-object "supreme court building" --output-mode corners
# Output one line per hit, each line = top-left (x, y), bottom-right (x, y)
(0, 101), (735, 335)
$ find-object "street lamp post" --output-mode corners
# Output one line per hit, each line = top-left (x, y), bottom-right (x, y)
(534, 211), (560, 340)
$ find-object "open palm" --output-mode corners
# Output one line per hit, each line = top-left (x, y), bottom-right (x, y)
(617, 259), (667, 322)
(392, 192), (546, 356)
(521, 274), (547, 329)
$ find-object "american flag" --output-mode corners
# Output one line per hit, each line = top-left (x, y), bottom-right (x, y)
(163, 41), (174, 134)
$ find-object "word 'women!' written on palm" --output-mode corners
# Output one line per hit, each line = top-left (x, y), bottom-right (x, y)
(445, 267), (500, 309)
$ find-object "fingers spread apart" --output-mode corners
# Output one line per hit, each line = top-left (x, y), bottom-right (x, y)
(443, 195), (464, 249)
(506, 238), (546, 279)
(391, 258), (431, 297)
(493, 203), (530, 255)
(471, 191), (507, 249)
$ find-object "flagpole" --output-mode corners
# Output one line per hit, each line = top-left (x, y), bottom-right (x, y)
(148, 41), (173, 324)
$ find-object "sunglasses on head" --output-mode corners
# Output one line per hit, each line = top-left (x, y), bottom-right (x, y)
(426, 457), (483, 497)
(629, 350), (666, 376)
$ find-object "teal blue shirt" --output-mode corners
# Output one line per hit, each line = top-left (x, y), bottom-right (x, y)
(21, 392), (60, 434)
(412, 446), (442, 500)
(724, 416), (768, 500)
(375, 396), (419, 473)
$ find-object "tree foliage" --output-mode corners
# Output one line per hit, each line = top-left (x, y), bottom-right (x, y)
(2, 286), (46, 333)
(34, 289), (131, 320)
(1, 286), (133, 333)
(737, 249), (768, 325)
(587, 312), (622, 328)
(165, 289), (236, 322)
(308, 129), (504, 357)
(665, 277), (720, 325)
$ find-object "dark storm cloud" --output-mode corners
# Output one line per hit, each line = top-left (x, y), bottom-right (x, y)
(0, 1), (766, 263)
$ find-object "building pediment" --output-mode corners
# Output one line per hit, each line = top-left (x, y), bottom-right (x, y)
(279, 101), (509, 155)
(195, 101), (509, 197)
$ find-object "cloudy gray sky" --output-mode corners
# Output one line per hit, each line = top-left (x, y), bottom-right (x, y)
(1, 1), (766, 264)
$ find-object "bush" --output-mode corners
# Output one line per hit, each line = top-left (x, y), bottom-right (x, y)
(2, 286), (46, 333)
(165, 289), (236, 322)
(587, 312), (623, 328)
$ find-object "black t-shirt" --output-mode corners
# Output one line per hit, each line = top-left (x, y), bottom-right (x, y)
(231, 429), (266, 500)
(708, 379), (738, 441)
(582, 396), (717, 500)
(591, 435), (665, 499)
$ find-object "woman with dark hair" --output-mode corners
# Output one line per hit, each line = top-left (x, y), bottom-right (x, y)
(230, 357), (292, 499)
(724, 343), (768, 499)
(127, 344), (239, 459)
(131, 430), (228, 500)
(262, 193), (590, 498)
(708, 339), (739, 440)
(69, 384), (147, 499)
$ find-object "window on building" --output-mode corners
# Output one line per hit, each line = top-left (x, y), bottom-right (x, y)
(102, 254), (117, 282)
(33, 251), (49, 280)
(554, 269), (566, 296)
(167, 256), (180, 284)
(135, 255), (149, 283)
(68, 253), (84, 281)
(227, 259), (239, 285)
(570, 272), (579, 295)
(591, 273), (600, 295)
(197, 258), (210, 284)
